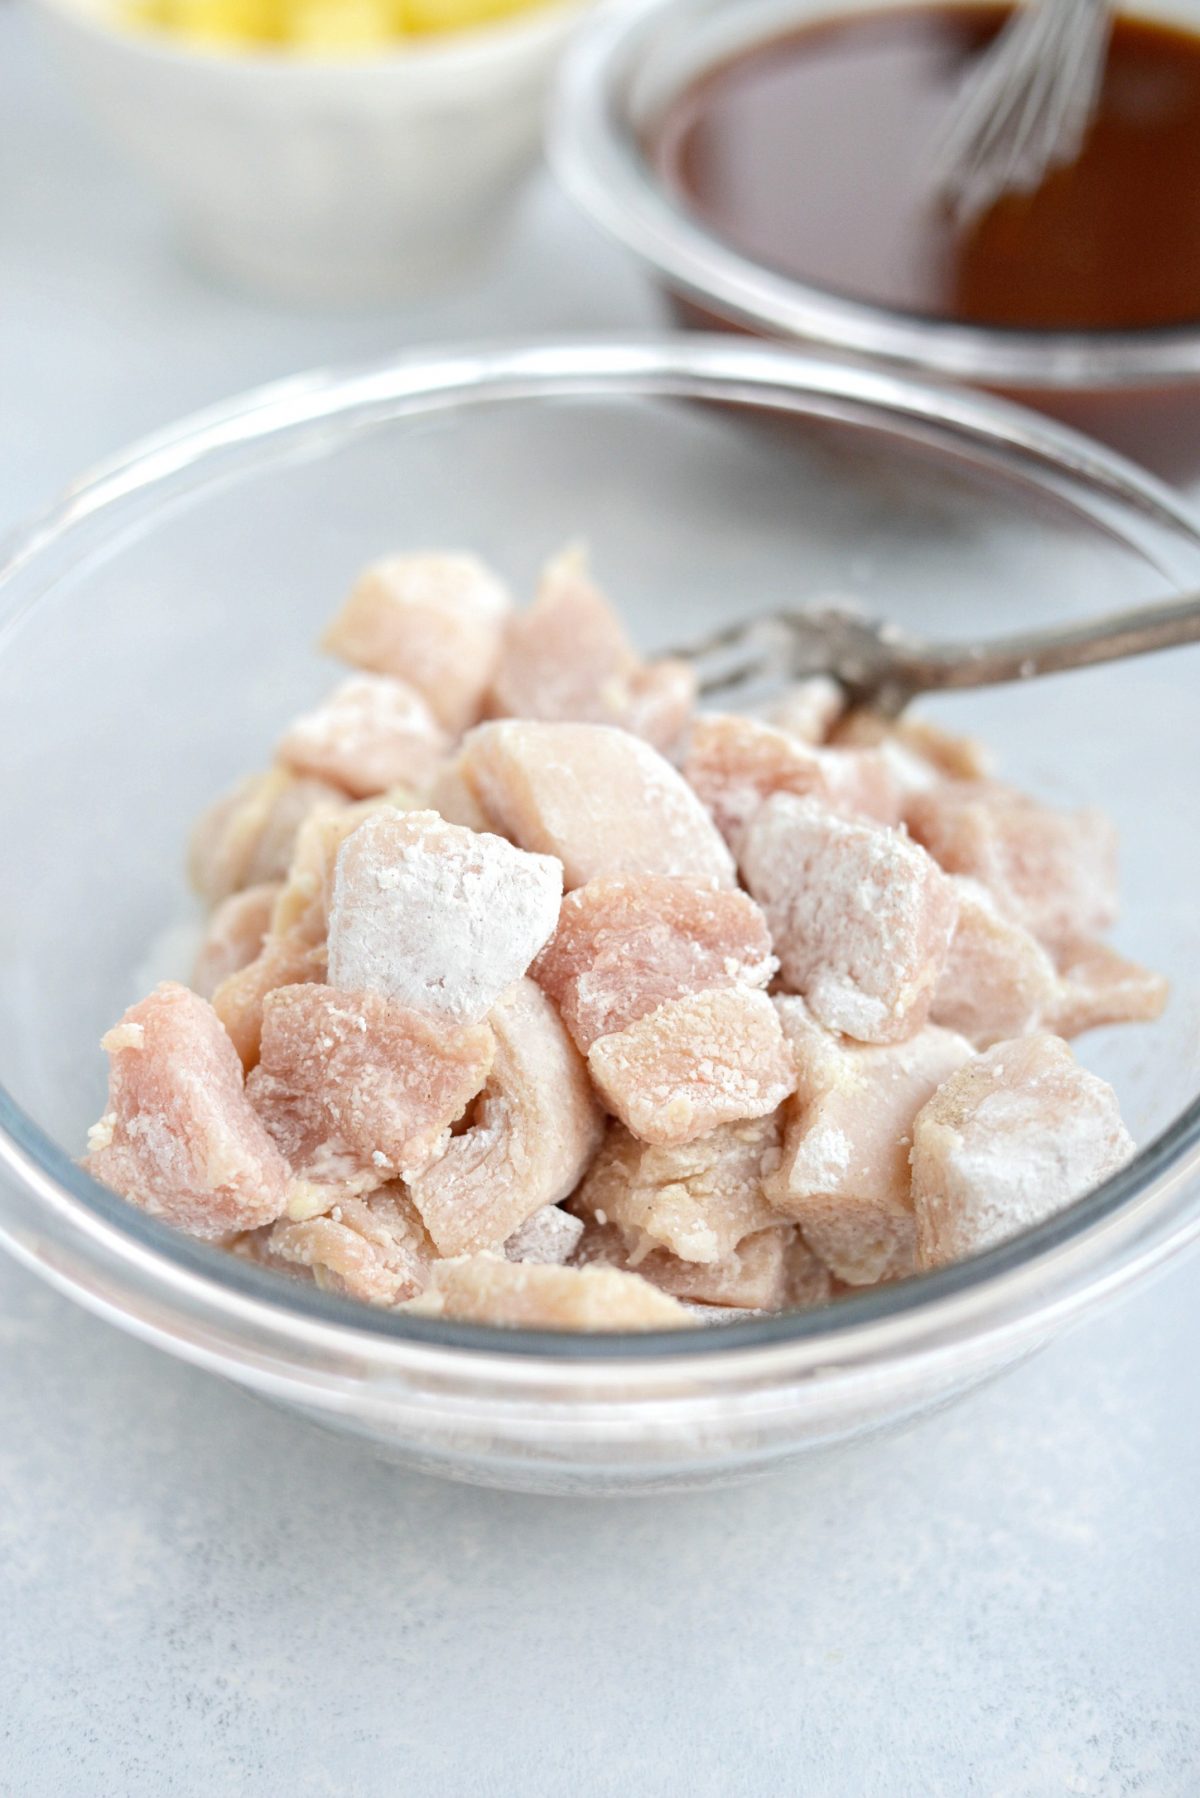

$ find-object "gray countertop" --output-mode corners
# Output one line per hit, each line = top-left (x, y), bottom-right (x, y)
(3, 13), (1198, 1793)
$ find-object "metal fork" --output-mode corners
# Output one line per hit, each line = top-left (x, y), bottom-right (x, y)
(671, 590), (1200, 716)
(930, 0), (1111, 223)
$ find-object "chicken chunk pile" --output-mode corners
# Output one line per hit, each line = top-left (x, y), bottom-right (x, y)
(83, 549), (1162, 1330)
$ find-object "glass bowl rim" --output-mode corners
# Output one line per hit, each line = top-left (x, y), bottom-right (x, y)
(549, 0), (1200, 391)
(3, 331), (1200, 1378)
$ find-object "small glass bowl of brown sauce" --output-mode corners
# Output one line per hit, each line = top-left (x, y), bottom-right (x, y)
(551, 0), (1200, 481)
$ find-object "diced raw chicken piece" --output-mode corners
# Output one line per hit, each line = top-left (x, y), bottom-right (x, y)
(321, 552), (512, 734)
(268, 792), (404, 945)
(662, 1227), (797, 1309)
(587, 987), (796, 1147)
(247, 983), (494, 1201)
(188, 767), (345, 906)
(682, 713), (905, 844)
(408, 1254), (692, 1329)
(740, 794), (959, 1044)
(488, 547), (695, 751)
(191, 882), (280, 1001)
(572, 1113), (783, 1263)
(767, 1023), (974, 1285)
(816, 747), (906, 826)
(264, 1187), (433, 1307)
(765, 676), (845, 744)
(83, 981), (291, 1240)
(213, 932), (327, 1071)
(832, 709), (993, 781)
(1048, 939), (1169, 1039)
(212, 794), (405, 1069)
(622, 661), (696, 756)
(503, 1205), (585, 1266)
(427, 759), (494, 833)
(931, 877), (1059, 1048)
(327, 809), (562, 1025)
(573, 1214), (835, 1310)
(277, 674), (449, 800)
(808, 708), (997, 817)
(670, 1226), (834, 1309)
(406, 980), (604, 1257)
(911, 1034), (1134, 1267)
(573, 1215), (795, 1309)
(906, 780), (1118, 950)
(682, 714), (829, 842)
(786, 1231), (843, 1307)
(455, 720), (737, 892)
(771, 992), (850, 1089)
(532, 874), (776, 1053)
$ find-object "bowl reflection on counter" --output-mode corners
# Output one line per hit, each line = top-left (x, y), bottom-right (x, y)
(3, 338), (1200, 1494)
(551, 0), (1200, 484)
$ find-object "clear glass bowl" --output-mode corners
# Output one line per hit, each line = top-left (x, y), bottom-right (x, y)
(550, 0), (1200, 482)
(3, 336), (1200, 1495)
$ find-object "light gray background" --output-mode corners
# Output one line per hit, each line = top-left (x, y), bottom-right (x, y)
(3, 13), (1198, 1794)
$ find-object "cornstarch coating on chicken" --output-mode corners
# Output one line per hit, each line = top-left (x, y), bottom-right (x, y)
(910, 1034), (1135, 1268)
(739, 794), (959, 1044)
(212, 793), (398, 1069)
(327, 808), (562, 1025)
(82, 545), (1162, 1329)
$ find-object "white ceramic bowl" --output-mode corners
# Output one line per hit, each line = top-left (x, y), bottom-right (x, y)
(34, 0), (587, 302)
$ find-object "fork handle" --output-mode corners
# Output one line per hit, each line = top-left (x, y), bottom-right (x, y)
(884, 590), (1200, 702)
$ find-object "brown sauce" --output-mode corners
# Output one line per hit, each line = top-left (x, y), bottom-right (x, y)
(653, 6), (1200, 332)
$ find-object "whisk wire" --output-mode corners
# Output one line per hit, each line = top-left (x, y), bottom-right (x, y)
(930, 0), (1110, 221)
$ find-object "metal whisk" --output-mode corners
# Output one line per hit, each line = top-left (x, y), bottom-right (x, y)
(930, 0), (1111, 223)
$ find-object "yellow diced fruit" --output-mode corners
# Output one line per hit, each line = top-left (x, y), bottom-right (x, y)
(288, 0), (397, 52)
(166, 0), (282, 45)
(123, 0), (172, 31)
(401, 0), (547, 35)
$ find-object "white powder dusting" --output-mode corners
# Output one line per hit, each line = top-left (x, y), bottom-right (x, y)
(328, 809), (563, 1025)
